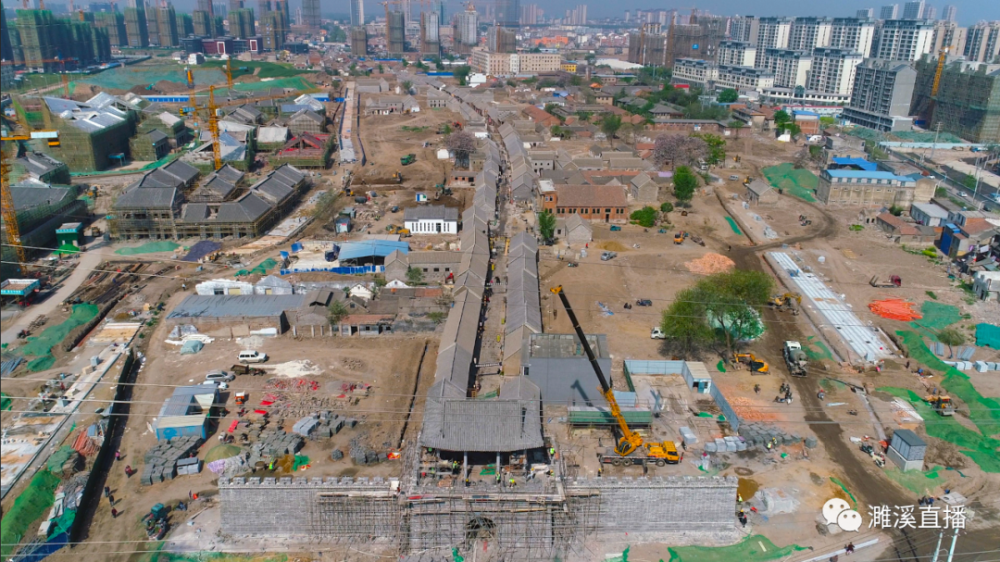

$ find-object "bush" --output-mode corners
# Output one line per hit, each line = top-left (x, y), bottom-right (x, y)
(630, 206), (658, 227)
(660, 202), (674, 213)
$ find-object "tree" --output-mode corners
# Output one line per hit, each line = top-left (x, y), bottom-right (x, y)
(658, 289), (714, 355)
(660, 201), (674, 213)
(774, 110), (791, 126)
(630, 206), (658, 227)
(937, 327), (966, 359)
(401, 58), (409, 68)
(652, 134), (708, 169)
(692, 133), (725, 165)
(717, 88), (739, 103)
(537, 211), (556, 243)
(327, 300), (349, 326)
(544, 103), (564, 122)
(728, 119), (746, 130)
(600, 114), (622, 147)
(673, 166), (698, 204)
(446, 130), (477, 169)
(569, 75), (583, 86)
(401, 80), (413, 94)
(453, 65), (471, 86)
(406, 267), (424, 285)
(377, 64), (384, 74)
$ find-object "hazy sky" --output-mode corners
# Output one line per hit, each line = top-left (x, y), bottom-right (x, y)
(135, 0), (1000, 26)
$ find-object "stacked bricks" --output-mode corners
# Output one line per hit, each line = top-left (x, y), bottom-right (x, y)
(141, 436), (202, 486)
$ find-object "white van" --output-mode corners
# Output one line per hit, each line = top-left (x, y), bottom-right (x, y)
(238, 350), (268, 364)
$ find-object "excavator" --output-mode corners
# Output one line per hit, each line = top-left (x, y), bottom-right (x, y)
(768, 292), (801, 314)
(550, 286), (680, 467)
(924, 395), (955, 416)
(734, 352), (770, 374)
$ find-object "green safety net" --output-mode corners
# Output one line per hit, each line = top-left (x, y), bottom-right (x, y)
(667, 535), (806, 562)
(830, 476), (857, 506)
(761, 163), (818, 202)
(293, 455), (310, 471)
(909, 301), (961, 338)
(802, 336), (833, 361)
(115, 241), (181, 255)
(724, 216), (743, 235)
(1, 392), (11, 411)
(884, 467), (942, 495)
(975, 323), (1000, 348)
(243, 258), (278, 277)
(20, 303), (99, 372)
(0, 470), (61, 559)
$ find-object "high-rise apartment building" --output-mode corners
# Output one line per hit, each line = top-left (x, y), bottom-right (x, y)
(753, 17), (792, 66)
(930, 20), (966, 56)
(145, 6), (160, 46)
(830, 18), (876, 58)
(913, 57), (1000, 142)
(260, 8), (285, 50)
(193, 10), (212, 37)
(563, 4), (586, 26)
(924, 6), (936, 21)
(627, 23), (665, 66)
(762, 48), (812, 88)
(157, 5), (178, 47)
(94, 11), (127, 46)
(842, 59), (917, 131)
(386, 10), (404, 54)
(454, 5), (478, 51)
(228, 7), (255, 38)
(301, 0), (319, 27)
(964, 22), (1000, 63)
(902, 1), (925, 20)
(717, 40), (756, 67)
(350, 26), (367, 55)
(124, 0), (149, 47)
(421, 11), (439, 55)
(488, 25), (516, 53)
(496, 0), (518, 28)
(729, 16), (759, 44)
(942, 5), (956, 23)
(880, 4), (899, 20)
(350, 0), (364, 26)
(872, 19), (933, 61)
(808, 47), (864, 95)
(1, 7), (13, 62)
(788, 17), (832, 51)
(857, 8), (875, 18)
(176, 12), (193, 36)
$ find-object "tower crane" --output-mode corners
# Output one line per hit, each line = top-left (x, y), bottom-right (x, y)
(1, 136), (30, 274)
(550, 286), (680, 466)
(207, 86), (222, 171)
(928, 47), (950, 122)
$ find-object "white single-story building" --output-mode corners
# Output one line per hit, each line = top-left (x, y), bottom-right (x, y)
(404, 205), (460, 235)
(437, 148), (450, 160)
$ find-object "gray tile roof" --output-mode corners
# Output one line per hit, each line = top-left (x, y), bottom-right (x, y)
(114, 186), (179, 210)
(147, 129), (169, 143)
(17, 152), (65, 178)
(166, 294), (305, 319)
(216, 193), (273, 223)
(404, 205), (459, 222)
(10, 185), (75, 211)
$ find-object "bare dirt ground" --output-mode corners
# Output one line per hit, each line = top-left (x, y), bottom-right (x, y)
(353, 109), (462, 188)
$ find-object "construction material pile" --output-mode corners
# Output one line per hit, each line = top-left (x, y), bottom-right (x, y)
(685, 253), (736, 275)
(247, 429), (304, 466)
(269, 360), (322, 378)
(737, 422), (816, 450)
(349, 435), (389, 466)
(869, 298), (923, 321)
(141, 436), (203, 486)
(292, 411), (357, 438)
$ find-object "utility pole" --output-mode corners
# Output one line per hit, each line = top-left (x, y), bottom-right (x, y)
(929, 122), (942, 163)
(929, 527), (945, 562)
(945, 525), (960, 562)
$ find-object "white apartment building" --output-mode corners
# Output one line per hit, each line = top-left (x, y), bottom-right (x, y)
(789, 17), (833, 51)
(872, 19), (934, 61)
(716, 64), (776, 91)
(470, 49), (561, 75)
(964, 21), (1000, 63)
(754, 17), (793, 66)
(763, 48), (813, 88)
(902, 0), (925, 20)
(931, 21), (968, 56)
(807, 47), (864, 95)
(880, 4), (899, 19)
(672, 58), (718, 86)
(730, 16), (760, 44)
(761, 88), (851, 105)
(717, 40), (757, 67)
(830, 17), (876, 58)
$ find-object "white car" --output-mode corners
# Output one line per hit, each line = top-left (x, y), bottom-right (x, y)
(203, 380), (229, 391)
(651, 327), (666, 340)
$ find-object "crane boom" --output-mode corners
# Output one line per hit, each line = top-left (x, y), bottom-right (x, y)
(550, 286), (643, 457)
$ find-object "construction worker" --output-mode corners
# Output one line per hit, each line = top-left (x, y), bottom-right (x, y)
(509, 477), (516, 488)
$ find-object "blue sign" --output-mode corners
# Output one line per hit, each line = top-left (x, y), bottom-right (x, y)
(692, 44), (699, 50)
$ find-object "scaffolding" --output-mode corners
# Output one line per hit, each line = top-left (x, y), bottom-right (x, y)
(915, 57), (1000, 143)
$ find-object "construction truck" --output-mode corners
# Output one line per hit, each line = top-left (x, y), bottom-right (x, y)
(734, 352), (769, 374)
(783, 341), (808, 377)
(869, 275), (902, 288)
(385, 225), (412, 237)
(768, 292), (801, 314)
(551, 286), (680, 468)
(401, 154), (416, 166)
(924, 395), (955, 416)
(673, 232), (684, 245)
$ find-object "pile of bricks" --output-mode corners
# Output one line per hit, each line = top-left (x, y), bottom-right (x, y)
(141, 436), (203, 486)
(292, 411), (357, 439)
(735, 423), (813, 450)
(247, 429), (304, 467)
(349, 436), (387, 466)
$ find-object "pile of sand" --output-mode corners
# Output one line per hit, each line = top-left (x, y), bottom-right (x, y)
(270, 360), (323, 378)
(685, 253), (735, 275)
(598, 241), (628, 252)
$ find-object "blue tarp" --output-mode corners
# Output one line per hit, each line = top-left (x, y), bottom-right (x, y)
(831, 157), (878, 171)
(180, 340), (204, 354)
(280, 265), (384, 276)
(336, 241), (409, 261)
(181, 240), (222, 262)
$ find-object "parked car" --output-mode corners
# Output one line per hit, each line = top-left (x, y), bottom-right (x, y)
(636, 299), (653, 307)
(650, 327), (666, 339)
(238, 350), (268, 364)
(600, 251), (617, 261)
(205, 370), (235, 383)
(204, 380), (229, 391)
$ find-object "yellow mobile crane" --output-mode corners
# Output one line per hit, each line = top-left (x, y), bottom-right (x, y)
(550, 286), (680, 467)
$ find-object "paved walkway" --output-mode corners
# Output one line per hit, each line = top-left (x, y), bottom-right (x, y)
(1, 246), (105, 345)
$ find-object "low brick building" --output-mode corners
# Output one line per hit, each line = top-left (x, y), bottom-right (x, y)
(543, 184), (628, 223)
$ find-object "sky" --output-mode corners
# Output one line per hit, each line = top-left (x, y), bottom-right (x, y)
(90, 0), (1000, 27)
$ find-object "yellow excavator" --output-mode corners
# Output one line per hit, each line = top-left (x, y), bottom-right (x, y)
(924, 395), (955, 416)
(551, 286), (680, 467)
(768, 292), (802, 314)
(734, 352), (770, 374)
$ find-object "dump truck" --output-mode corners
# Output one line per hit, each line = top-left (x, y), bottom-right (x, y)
(783, 341), (808, 377)
(401, 154), (416, 166)
(551, 286), (679, 468)
(734, 352), (769, 374)
(924, 395), (955, 416)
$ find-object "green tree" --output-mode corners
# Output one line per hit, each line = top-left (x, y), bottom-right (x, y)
(716, 88), (738, 103)
(601, 114), (623, 147)
(702, 270), (774, 354)
(401, 80), (413, 93)
(660, 201), (673, 213)
(569, 75), (583, 86)
(673, 166), (698, 204)
(728, 119), (745, 130)
(327, 300), (349, 326)
(401, 59), (409, 67)
(406, 267), (424, 285)
(453, 65), (471, 86)
(630, 206), (658, 227)
(693, 133), (725, 165)
(658, 289), (714, 355)
(544, 103), (564, 122)
(774, 110), (791, 126)
(537, 211), (556, 243)
(937, 327), (966, 359)
(377, 64), (384, 74)
(962, 174), (977, 190)
(820, 116), (836, 127)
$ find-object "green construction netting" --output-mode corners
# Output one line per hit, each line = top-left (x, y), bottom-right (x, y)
(46, 446), (77, 474)
(81, 64), (226, 91)
(20, 303), (99, 372)
(666, 535), (807, 562)
(1, 392), (11, 411)
(909, 301), (961, 338)
(246, 258), (278, 277)
(56, 243), (81, 256)
(725, 216), (743, 235)
(893, 131), (964, 143)
(293, 455), (310, 471)
(761, 163), (818, 202)
(72, 153), (181, 178)
(976, 323), (1000, 348)
(140, 545), (290, 562)
(716, 360), (727, 372)
(115, 241), (181, 255)
(802, 336), (833, 361)
(884, 467), (942, 495)
(0, 469), (61, 559)
(830, 476), (857, 506)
